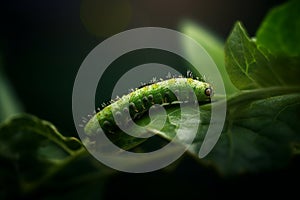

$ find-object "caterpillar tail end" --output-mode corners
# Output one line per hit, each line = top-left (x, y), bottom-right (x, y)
(83, 115), (100, 138)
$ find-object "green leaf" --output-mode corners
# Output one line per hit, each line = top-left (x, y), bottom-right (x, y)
(110, 88), (300, 176)
(179, 20), (225, 69)
(224, 22), (300, 90)
(225, 22), (277, 89)
(179, 20), (238, 95)
(199, 90), (300, 175)
(0, 114), (81, 194)
(256, 0), (300, 57)
(0, 59), (23, 122)
(0, 114), (113, 199)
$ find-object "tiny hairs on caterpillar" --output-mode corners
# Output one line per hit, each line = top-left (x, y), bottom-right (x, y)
(84, 76), (213, 137)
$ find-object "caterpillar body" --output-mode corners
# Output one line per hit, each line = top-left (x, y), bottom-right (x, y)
(84, 77), (212, 136)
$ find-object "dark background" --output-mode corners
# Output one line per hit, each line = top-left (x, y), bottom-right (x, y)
(1, 0), (296, 198)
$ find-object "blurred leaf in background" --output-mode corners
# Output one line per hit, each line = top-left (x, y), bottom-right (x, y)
(179, 20), (238, 95)
(0, 57), (23, 122)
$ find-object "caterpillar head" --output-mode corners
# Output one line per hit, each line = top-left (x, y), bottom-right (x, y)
(194, 81), (213, 103)
(204, 87), (213, 97)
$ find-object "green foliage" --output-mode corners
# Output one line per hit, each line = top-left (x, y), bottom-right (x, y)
(0, 114), (114, 199)
(225, 22), (300, 90)
(0, 0), (300, 198)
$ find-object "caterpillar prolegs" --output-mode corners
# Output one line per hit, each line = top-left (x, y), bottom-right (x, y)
(84, 77), (213, 137)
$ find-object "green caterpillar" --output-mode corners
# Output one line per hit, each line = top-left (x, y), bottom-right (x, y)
(84, 77), (212, 136)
